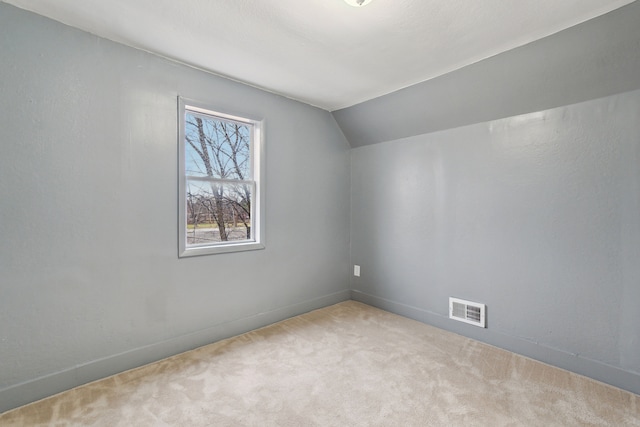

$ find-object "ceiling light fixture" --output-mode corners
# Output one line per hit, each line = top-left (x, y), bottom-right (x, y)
(344, 0), (373, 7)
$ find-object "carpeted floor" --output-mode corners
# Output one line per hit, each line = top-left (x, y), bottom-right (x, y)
(1, 301), (639, 426)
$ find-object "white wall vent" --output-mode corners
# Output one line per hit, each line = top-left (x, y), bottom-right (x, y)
(449, 297), (486, 328)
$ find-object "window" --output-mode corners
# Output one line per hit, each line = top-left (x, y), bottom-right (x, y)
(178, 98), (264, 257)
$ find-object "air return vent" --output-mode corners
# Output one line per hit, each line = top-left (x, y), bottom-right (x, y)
(449, 297), (486, 328)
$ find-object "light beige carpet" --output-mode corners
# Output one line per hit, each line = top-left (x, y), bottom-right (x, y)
(1, 301), (639, 426)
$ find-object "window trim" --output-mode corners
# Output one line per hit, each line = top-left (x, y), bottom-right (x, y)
(178, 97), (265, 257)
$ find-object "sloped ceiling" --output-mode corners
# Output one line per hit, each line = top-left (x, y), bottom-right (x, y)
(1, 0), (635, 111)
(334, 1), (640, 146)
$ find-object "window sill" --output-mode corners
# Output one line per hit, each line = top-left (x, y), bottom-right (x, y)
(179, 241), (265, 258)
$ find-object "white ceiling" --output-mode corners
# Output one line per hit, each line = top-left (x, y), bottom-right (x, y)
(2, 0), (635, 111)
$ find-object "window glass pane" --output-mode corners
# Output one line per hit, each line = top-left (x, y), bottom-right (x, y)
(184, 112), (251, 180)
(186, 179), (253, 246)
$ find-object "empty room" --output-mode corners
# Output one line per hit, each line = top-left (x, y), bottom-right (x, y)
(1, 0), (639, 425)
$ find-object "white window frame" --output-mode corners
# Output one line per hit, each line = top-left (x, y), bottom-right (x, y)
(178, 97), (265, 257)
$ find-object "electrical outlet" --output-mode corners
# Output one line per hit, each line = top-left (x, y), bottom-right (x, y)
(354, 265), (360, 277)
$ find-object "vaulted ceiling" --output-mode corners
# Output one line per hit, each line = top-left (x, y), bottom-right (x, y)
(2, 0), (635, 111)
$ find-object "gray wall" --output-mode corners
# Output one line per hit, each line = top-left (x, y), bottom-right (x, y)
(350, 89), (640, 394)
(0, 3), (351, 412)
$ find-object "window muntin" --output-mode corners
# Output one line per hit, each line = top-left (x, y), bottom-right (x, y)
(179, 99), (263, 257)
